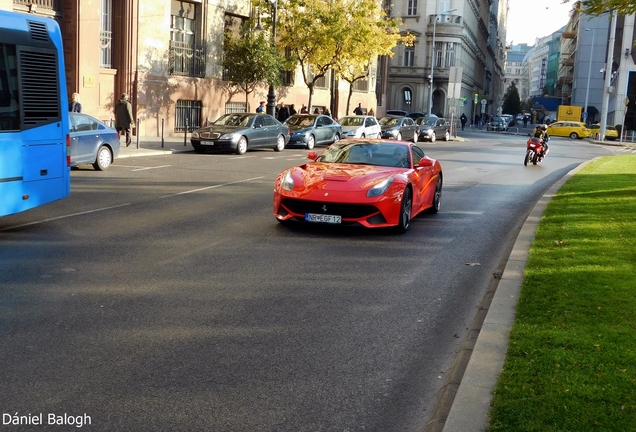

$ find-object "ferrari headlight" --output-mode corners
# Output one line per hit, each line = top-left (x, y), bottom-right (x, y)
(367, 177), (394, 197)
(220, 132), (236, 140)
(191, 131), (200, 138)
(281, 170), (295, 191)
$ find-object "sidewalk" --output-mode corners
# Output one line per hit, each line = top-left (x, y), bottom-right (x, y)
(117, 136), (193, 159)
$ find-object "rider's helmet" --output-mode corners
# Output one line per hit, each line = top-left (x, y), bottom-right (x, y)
(541, 124), (548, 130)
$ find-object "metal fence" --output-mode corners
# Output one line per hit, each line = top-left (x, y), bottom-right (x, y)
(169, 40), (205, 78)
(175, 100), (202, 132)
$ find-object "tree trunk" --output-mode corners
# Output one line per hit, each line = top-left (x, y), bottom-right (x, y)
(307, 83), (315, 114)
(346, 84), (354, 116)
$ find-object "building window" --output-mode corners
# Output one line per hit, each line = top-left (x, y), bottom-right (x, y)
(407, 0), (417, 15)
(225, 102), (247, 114)
(169, 1), (205, 77)
(444, 42), (455, 67)
(353, 77), (369, 92)
(403, 88), (412, 110)
(100, 0), (112, 68)
(434, 42), (455, 68)
(403, 46), (415, 67)
(175, 100), (202, 132)
(281, 47), (294, 86)
(439, 0), (451, 13)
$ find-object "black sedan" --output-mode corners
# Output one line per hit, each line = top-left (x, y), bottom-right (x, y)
(416, 117), (450, 142)
(190, 113), (290, 154)
(378, 116), (419, 141)
(69, 113), (120, 171)
(284, 114), (341, 149)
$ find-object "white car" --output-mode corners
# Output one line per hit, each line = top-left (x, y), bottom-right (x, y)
(338, 115), (381, 138)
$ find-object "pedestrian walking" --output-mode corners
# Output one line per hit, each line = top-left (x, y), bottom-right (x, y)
(256, 101), (266, 113)
(523, 116), (528, 128)
(289, 104), (297, 116)
(277, 103), (290, 123)
(300, 104), (308, 114)
(69, 92), (82, 113)
(114, 93), (134, 147)
(460, 113), (467, 131)
(353, 103), (363, 115)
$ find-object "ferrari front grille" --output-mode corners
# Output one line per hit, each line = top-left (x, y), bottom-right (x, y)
(282, 198), (378, 219)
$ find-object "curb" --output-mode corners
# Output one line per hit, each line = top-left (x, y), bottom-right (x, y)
(441, 158), (597, 432)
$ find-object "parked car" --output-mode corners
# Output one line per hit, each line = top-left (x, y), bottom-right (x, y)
(273, 140), (443, 233)
(386, 110), (429, 120)
(284, 114), (341, 149)
(501, 114), (515, 127)
(546, 121), (591, 139)
(69, 113), (120, 171)
(378, 116), (419, 141)
(589, 124), (618, 141)
(415, 117), (450, 142)
(190, 113), (290, 154)
(338, 115), (381, 138)
(488, 116), (508, 131)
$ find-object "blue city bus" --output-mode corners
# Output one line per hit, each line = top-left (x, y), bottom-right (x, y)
(0, 10), (70, 217)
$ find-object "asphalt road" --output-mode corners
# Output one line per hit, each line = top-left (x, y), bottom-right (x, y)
(0, 134), (613, 431)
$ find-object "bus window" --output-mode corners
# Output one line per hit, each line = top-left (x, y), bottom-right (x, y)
(0, 43), (19, 131)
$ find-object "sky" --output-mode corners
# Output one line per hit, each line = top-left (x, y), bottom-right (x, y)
(506, 0), (575, 46)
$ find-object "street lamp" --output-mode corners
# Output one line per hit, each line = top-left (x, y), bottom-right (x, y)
(428, 8), (457, 116)
(583, 28), (595, 124)
(255, 0), (278, 117)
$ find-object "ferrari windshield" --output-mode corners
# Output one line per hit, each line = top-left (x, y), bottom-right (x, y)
(338, 117), (364, 127)
(214, 114), (254, 127)
(316, 142), (410, 168)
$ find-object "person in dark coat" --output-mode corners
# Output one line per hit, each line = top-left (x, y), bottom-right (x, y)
(69, 92), (82, 113)
(289, 104), (297, 116)
(114, 93), (134, 147)
(277, 103), (290, 123)
(460, 113), (467, 131)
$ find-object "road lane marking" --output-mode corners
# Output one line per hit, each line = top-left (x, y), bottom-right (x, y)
(159, 176), (264, 198)
(0, 203), (132, 231)
(132, 165), (172, 171)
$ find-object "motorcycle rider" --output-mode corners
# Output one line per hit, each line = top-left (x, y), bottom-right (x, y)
(531, 124), (549, 159)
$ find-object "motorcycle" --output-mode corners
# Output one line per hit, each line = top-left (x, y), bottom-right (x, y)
(524, 136), (547, 166)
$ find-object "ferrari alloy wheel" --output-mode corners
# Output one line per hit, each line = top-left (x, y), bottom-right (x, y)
(524, 150), (531, 166)
(430, 133), (436, 143)
(396, 132), (402, 141)
(396, 187), (412, 233)
(93, 145), (112, 171)
(236, 136), (248, 155)
(431, 175), (442, 213)
(274, 135), (285, 152)
(444, 131), (450, 141)
(306, 135), (315, 150)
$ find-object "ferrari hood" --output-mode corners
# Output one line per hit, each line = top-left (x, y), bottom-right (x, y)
(290, 162), (403, 192)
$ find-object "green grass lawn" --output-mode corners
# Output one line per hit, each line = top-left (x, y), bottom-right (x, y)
(488, 155), (636, 432)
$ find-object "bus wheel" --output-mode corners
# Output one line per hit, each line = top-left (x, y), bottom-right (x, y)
(94, 145), (113, 171)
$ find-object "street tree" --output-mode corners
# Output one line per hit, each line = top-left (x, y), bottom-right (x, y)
(332, 0), (414, 115)
(222, 22), (284, 109)
(576, 0), (636, 15)
(502, 81), (522, 115)
(276, 0), (347, 111)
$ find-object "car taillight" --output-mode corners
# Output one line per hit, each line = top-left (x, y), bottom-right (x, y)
(66, 134), (71, 167)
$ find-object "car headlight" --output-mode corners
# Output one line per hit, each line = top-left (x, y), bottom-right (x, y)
(367, 177), (393, 197)
(281, 170), (295, 191)
(220, 132), (235, 140)
(293, 131), (307, 138)
(191, 131), (200, 138)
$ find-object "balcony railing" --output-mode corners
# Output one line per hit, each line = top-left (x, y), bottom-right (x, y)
(13, 0), (61, 10)
(169, 40), (205, 78)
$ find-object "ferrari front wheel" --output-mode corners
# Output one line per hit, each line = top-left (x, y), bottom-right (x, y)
(396, 187), (412, 233)
(430, 175), (442, 213)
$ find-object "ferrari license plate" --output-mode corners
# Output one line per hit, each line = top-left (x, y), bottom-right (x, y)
(305, 213), (341, 224)
(200, 141), (215, 145)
